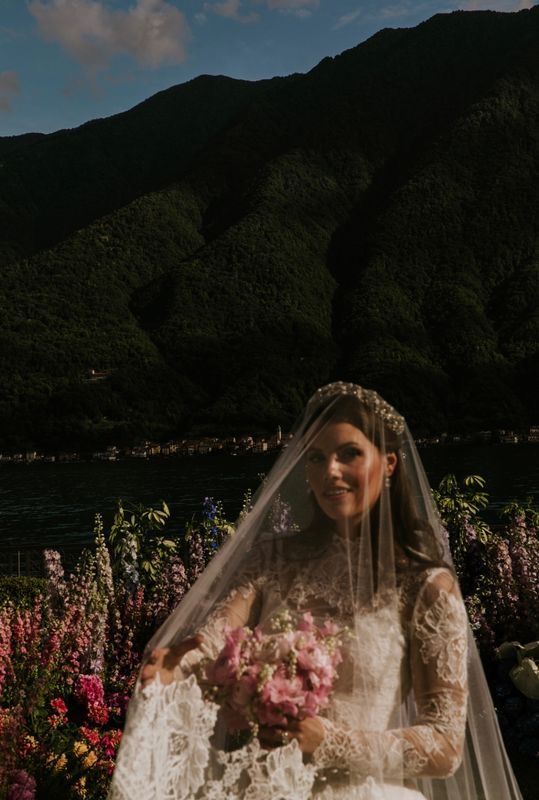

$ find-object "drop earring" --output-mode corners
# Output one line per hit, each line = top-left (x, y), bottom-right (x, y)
(385, 475), (391, 488)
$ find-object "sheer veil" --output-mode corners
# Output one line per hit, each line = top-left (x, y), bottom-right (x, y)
(109, 382), (523, 800)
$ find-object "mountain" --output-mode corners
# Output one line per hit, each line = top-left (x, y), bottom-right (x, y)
(1, 7), (538, 450)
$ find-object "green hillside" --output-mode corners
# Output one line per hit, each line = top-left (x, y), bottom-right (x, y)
(1, 8), (538, 450)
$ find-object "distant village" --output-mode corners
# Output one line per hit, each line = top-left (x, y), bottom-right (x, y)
(0, 425), (538, 465)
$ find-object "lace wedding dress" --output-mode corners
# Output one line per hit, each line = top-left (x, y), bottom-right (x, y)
(109, 382), (522, 800)
(109, 536), (468, 800)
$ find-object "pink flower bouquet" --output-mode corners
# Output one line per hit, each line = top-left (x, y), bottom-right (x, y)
(203, 610), (344, 731)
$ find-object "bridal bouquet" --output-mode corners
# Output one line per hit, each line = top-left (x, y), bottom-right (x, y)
(203, 610), (344, 731)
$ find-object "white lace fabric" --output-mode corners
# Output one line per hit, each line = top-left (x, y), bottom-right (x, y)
(312, 569), (468, 781)
(110, 556), (468, 799)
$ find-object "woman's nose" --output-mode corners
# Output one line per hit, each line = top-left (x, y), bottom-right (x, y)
(325, 455), (342, 478)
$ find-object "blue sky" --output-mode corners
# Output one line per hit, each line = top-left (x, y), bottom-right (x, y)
(0, 0), (535, 137)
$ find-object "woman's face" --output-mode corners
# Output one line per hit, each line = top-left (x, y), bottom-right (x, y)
(305, 422), (397, 533)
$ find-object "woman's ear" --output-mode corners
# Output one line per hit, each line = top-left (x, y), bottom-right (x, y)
(385, 452), (398, 477)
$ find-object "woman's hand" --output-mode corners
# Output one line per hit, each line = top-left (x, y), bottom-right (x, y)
(139, 635), (203, 688)
(258, 717), (325, 755)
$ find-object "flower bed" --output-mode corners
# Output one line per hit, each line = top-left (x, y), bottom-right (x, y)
(0, 480), (538, 799)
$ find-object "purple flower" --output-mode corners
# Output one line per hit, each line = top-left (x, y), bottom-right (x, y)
(7, 771), (36, 800)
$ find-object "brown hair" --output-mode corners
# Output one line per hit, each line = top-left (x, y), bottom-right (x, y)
(303, 395), (448, 571)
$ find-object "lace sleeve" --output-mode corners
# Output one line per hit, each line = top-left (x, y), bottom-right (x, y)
(313, 568), (469, 780)
(179, 578), (262, 673)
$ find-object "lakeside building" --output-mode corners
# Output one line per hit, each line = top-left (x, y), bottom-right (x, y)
(528, 426), (539, 443)
(1, 426), (537, 465)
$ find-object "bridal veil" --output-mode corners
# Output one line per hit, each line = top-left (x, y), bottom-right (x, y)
(109, 382), (523, 800)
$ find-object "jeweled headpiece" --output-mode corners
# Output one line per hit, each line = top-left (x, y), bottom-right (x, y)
(307, 382), (405, 435)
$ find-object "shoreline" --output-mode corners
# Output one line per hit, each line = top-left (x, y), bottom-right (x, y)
(1, 426), (538, 466)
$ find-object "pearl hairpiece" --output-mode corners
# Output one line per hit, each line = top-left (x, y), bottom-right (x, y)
(307, 382), (405, 435)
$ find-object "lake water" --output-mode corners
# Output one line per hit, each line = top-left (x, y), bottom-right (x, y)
(0, 445), (537, 551)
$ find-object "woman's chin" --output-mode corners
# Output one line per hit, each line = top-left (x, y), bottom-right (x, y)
(320, 503), (358, 522)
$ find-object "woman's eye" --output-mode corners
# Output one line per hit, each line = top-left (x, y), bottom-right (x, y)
(341, 448), (362, 460)
(306, 452), (324, 464)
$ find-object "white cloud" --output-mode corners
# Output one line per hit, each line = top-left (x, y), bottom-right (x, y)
(378, 2), (452, 19)
(457, 0), (533, 9)
(333, 8), (363, 29)
(28, 0), (191, 73)
(204, 0), (318, 23)
(332, 1), (459, 29)
(207, 0), (259, 23)
(265, 0), (319, 15)
(0, 70), (20, 111)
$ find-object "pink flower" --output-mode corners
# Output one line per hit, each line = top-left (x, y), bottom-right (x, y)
(75, 674), (105, 706)
(301, 691), (321, 718)
(255, 631), (294, 663)
(297, 612), (315, 632)
(101, 729), (122, 758)
(205, 611), (343, 730)
(75, 674), (109, 724)
(259, 674), (306, 724)
(206, 627), (249, 686)
(319, 620), (340, 637)
(229, 666), (259, 711)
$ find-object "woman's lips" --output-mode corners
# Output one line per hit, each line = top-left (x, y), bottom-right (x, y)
(323, 488), (351, 501)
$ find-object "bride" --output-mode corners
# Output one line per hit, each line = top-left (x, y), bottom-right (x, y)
(109, 382), (523, 799)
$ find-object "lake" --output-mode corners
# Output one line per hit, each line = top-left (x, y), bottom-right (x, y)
(0, 445), (537, 552)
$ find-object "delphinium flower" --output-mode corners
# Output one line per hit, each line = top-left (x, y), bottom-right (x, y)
(106, 588), (146, 688)
(238, 488), (253, 524)
(6, 769), (36, 800)
(119, 530), (140, 595)
(452, 515), (487, 598)
(0, 708), (26, 788)
(146, 554), (190, 627)
(0, 604), (15, 699)
(201, 497), (234, 557)
(188, 531), (207, 583)
(464, 594), (495, 653)
(40, 601), (95, 687)
(43, 549), (66, 611)
(75, 674), (109, 725)
(94, 514), (115, 609)
(2, 599), (44, 707)
(166, 555), (189, 608)
(86, 515), (116, 674)
(202, 497), (220, 553)
(485, 537), (520, 642)
(501, 504), (539, 642)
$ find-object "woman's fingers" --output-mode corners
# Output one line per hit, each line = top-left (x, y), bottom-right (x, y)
(139, 636), (203, 688)
(258, 726), (294, 749)
(161, 636), (202, 670)
(258, 719), (323, 754)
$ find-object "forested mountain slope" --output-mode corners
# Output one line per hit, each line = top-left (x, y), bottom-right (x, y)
(1, 7), (538, 450)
